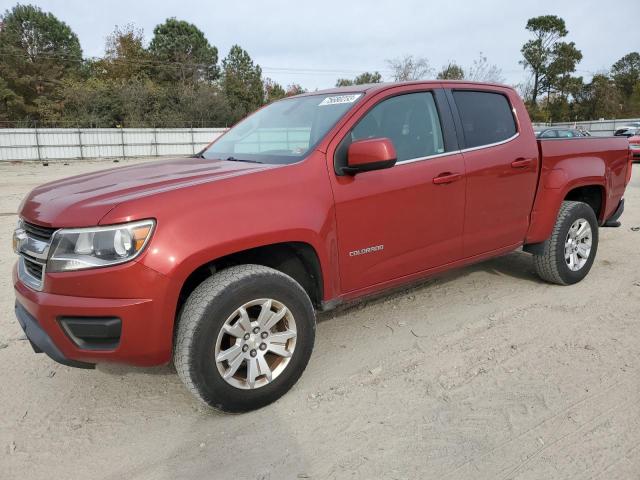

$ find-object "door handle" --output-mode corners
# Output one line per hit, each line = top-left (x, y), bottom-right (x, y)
(432, 172), (463, 185)
(511, 158), (534, 168)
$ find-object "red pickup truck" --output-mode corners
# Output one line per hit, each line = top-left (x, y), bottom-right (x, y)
(13, 81), (632, 412)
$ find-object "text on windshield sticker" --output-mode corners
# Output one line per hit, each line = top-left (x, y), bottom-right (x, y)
(318, 94), (362, 106)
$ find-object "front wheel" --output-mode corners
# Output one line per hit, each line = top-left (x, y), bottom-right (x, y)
(174, 265), (316, 412)
(533, 200), (599, 285)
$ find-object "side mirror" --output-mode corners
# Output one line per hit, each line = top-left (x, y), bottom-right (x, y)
(343, 138), (397, 175)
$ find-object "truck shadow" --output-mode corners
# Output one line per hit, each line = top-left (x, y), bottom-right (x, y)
(318, 249), (538, 322)
(97, 363), (176, 376)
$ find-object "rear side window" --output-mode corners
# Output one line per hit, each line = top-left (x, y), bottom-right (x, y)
(452, 91), (517, 148)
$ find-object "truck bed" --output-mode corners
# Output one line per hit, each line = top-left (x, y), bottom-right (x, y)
(524, 136), (630, 244)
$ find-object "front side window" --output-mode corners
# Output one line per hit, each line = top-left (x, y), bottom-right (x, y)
(347, 92), (445, 162)
(452, 91), (517, 148)
(203, 93), (363, 164)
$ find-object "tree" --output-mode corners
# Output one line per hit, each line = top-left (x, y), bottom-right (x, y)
(221, 45), (264, 122)
(574, 74), (621, 120)
(520, 15), (568, 105)
(629, 83), (640, 118)
(611, 52), (640, 105)
(285, 84), (306, 96)
(0, 77), (23, 122)
(437, 62), (465, 80)
(148, 18), (218, 83)
(546, 41), (582, 100)
(141, 81), (230, 127)
(335, 78), (353, 87)
(353, 71), (382, 84)
(53, 77), (121, 127)
(53, 75), (233, 128)
(98, 23), (150, 80)
(467, 53), (505, 83)
(0, 4), (82, 121)
(335, 71), (382, 87)
(264, 78), (286, 102)
(386, 55), (432, 82)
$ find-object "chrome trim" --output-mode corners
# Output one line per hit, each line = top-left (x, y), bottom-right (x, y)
(50, 219), (153, 236)
(18, 234), (52, 260)
(17, 256), (46, 291)
(395, 133), (520, 166)
(459, 132), (520, 154)
(397, 150), (460, 165)
(15, 220), (56, 291)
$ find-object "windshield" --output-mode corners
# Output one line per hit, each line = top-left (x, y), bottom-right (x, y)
(202, 93), (363, 164)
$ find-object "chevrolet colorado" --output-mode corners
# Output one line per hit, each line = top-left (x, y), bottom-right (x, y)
(13, 81), (632, 412)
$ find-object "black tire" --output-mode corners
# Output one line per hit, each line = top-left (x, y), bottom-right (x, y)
(533, 200), (599, 285)
(174, 265), (315, 413)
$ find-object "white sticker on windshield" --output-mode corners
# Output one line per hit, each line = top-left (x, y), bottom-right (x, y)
(318, 94), (362, 106)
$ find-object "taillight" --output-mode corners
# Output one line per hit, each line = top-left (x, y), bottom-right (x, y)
(626, 147), (633, 185)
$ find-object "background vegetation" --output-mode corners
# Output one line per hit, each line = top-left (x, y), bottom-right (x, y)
(0, 5), (638, 127)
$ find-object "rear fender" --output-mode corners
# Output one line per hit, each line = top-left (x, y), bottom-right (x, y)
(525, 157), (606, 244)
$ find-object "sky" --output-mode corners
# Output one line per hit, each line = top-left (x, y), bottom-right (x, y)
(2, 0), (636, 90)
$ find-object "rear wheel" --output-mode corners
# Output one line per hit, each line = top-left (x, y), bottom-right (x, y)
(533, 200), (599, 285)
(174, 265), (315, 412)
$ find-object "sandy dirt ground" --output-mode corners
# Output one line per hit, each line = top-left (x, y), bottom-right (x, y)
(1, 158), (640, 480)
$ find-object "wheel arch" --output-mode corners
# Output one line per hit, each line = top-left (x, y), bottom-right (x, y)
(563, 184), (605, 221)
(175, 241), (325, 324)
(525, 178), (607, 245)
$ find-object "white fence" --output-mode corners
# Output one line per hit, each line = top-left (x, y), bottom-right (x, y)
(2, 117), (639, 162)
(532, 118), (640, 137)
(0, 127), (227, 162)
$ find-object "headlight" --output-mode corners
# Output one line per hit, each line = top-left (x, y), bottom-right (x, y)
(47, 220), (155, 272)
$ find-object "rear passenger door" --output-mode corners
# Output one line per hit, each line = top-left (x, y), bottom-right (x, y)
(448, 89), (539, 257)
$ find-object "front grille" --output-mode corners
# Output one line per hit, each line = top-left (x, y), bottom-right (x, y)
(23, 256), (44, 280)
(23, 221), (57, 242)
(17, 220), (56, 291)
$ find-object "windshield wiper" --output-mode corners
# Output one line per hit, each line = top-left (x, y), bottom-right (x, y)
(224, 156), (262, 164)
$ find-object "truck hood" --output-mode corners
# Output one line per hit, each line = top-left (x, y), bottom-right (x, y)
(19, 157), (274, 227)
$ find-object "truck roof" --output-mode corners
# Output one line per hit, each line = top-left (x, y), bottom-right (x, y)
(295, 80), (512, 98)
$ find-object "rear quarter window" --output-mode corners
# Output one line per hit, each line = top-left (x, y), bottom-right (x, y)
(452, 91), (517, 149)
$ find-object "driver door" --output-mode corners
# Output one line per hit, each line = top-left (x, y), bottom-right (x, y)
(328, 88), (466, 293)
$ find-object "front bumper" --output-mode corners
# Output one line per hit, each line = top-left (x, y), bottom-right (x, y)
(13, 261), (178, 367)
(15, 302), (94, 368)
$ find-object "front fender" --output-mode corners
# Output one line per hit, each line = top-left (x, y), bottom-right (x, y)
(100, 151), (339, 316)
(151, 227), (336, 302)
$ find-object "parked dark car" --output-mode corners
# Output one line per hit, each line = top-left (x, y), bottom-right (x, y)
(534, 128), (591, 138)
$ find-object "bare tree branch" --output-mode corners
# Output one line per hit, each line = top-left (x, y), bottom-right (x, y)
(386, 55), (433, 82)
